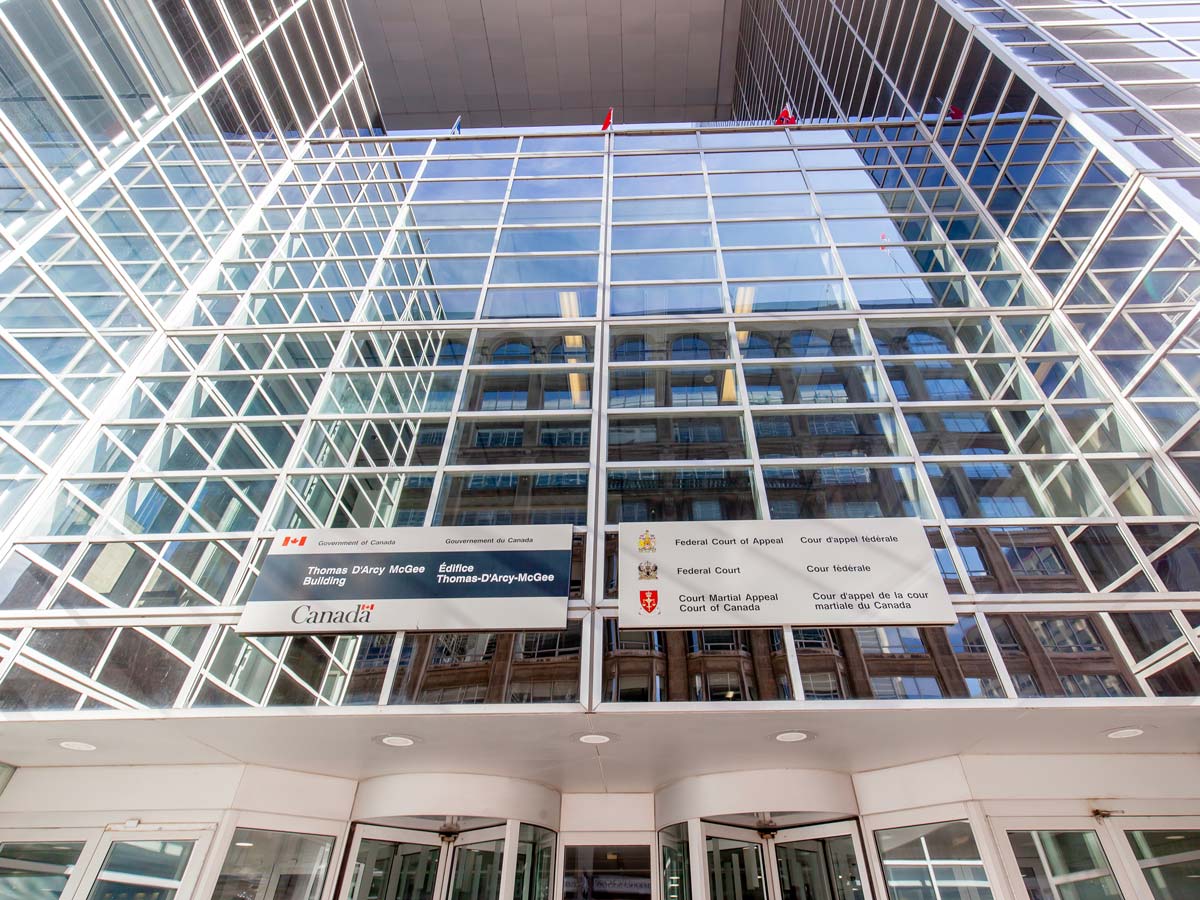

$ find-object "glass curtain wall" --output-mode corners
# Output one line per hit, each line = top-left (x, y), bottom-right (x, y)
(0, 3), (1198, 712)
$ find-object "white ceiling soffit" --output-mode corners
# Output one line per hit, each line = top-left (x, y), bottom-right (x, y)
(1, 704), (1196, 790)
(347, 0), (745, 129)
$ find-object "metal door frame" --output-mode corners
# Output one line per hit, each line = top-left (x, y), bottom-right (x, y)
(66, 826), (213, 900)
(0, 826), (104, 900)
(340, 824), (453, 900)
(987, 814), (1146, 900)
(702, 823), (776, 900)
(774, 821), (876, 900)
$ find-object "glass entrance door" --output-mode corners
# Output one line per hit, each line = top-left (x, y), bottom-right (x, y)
(700, 822), (872, 900)
(341, 823), (555, 900)
(774, 824), (870, 900)
(706, 827), (770, 900)
(342, 826), (448, 900)
(989, 817), (1134, 900)
(445, 827), (509, 900)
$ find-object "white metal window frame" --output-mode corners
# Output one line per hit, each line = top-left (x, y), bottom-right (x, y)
(696, 818), (876, 900)
(1105, 814), (1200, 900)
(192, 809), (348, 900)
(555, 831), (656, 900)
(0, 826), (104, 900)
(338, 823), (451, 900)
(859, 802), (1009, 900)
(0, 823), (212, 900)
(987, 814), (1140, 900)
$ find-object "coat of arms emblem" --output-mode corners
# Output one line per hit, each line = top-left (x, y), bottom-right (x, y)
(639, 590), (658, 614)
(637, 530), (656, 553)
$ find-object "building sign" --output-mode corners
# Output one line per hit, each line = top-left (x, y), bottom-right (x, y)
(237, 525), (573, 634)
(618, 519), (955, 628)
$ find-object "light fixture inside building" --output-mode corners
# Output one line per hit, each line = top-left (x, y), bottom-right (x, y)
(578, 733), (611, 744)
(1106, 727), (1144, 740)
(378, 735), (416, 747)
(558, 290), (580, 320)
(720, 369), (737, 402)
(235, 841), (254, 848)
(733, 286), (755, 315)
(57, 740), (96, 751)
(775, 731), (810, 743)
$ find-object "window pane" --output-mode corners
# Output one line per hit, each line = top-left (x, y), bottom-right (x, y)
(0, 841), (84, 900)
(564, 846), (651, 900)
(1126, 830), (1200, 899)
(210, 828), (335, 900)
(875, 821), (994, 900)
(86, 840), (194, 900)
(1006, 831), (1123, 900)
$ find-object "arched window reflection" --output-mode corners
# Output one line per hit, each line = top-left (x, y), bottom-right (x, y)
(613, 337), (648, 361)
(549, 341), (580, 364)
(741, 333), (774, 358)
(790, 330), (832, 356)
(906, 330), (950, 354)
(490, 340), (534, 364)
(436, 340), (468, 365)
(671, 335), (711, 360)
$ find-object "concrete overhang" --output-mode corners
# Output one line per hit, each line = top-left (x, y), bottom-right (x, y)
(347, 0), (744, 130)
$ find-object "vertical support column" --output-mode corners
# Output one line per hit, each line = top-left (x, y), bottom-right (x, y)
(666, 631), (690, 700)
(499, 818), (522, 900)
(924, 627), (970, 698)
(748, 631), (780, 700)
(488, 634), (517, 703)
(686, 819), (710, 900)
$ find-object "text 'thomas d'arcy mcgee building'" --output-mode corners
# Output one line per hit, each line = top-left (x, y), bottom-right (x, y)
(0, 1), (1198, 899)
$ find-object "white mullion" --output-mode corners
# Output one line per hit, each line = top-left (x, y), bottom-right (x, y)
(375, 629), (405, 705)
(0, 625), (30, 684)
(43, 0), (151, 153)
(13, 643), (147, 710)
(0, 12), (108, 172)
(174, 622), (223, 708)
(207, 143), (368, 558)
(0, 157), (316, 570)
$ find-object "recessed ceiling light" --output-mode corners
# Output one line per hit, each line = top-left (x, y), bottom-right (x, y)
(1106, 727), (1144, 740)
(775, 731), (810, 743)
(579, 733), (611, 744)
(379, 735), (416, 747)
(235, 842), (254, 848)
(57, 740), (96, 752)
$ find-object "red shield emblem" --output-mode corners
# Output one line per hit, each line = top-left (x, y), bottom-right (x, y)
(639, 590), (658, 614)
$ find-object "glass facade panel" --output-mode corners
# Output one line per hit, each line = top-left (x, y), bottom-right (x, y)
(875, 821), (994, 900)
(86, 840), (194, 900)
(0, 0), (1195, 721)
(0, 841), (85, 899)
(1006, 831), (1123, 900)
(210, 829), (335, 900)
(1126, 830), (1200, 899)
(564, 846), (651, 900)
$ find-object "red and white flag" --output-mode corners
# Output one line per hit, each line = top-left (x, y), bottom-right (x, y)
(601, 107), (613, 131)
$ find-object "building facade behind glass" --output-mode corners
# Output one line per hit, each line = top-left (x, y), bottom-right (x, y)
(0, 2), (1196, 900)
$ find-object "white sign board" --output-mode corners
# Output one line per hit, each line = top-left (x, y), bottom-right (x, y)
(618, 519), (955, 628)
(237, 525), (573, 634)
